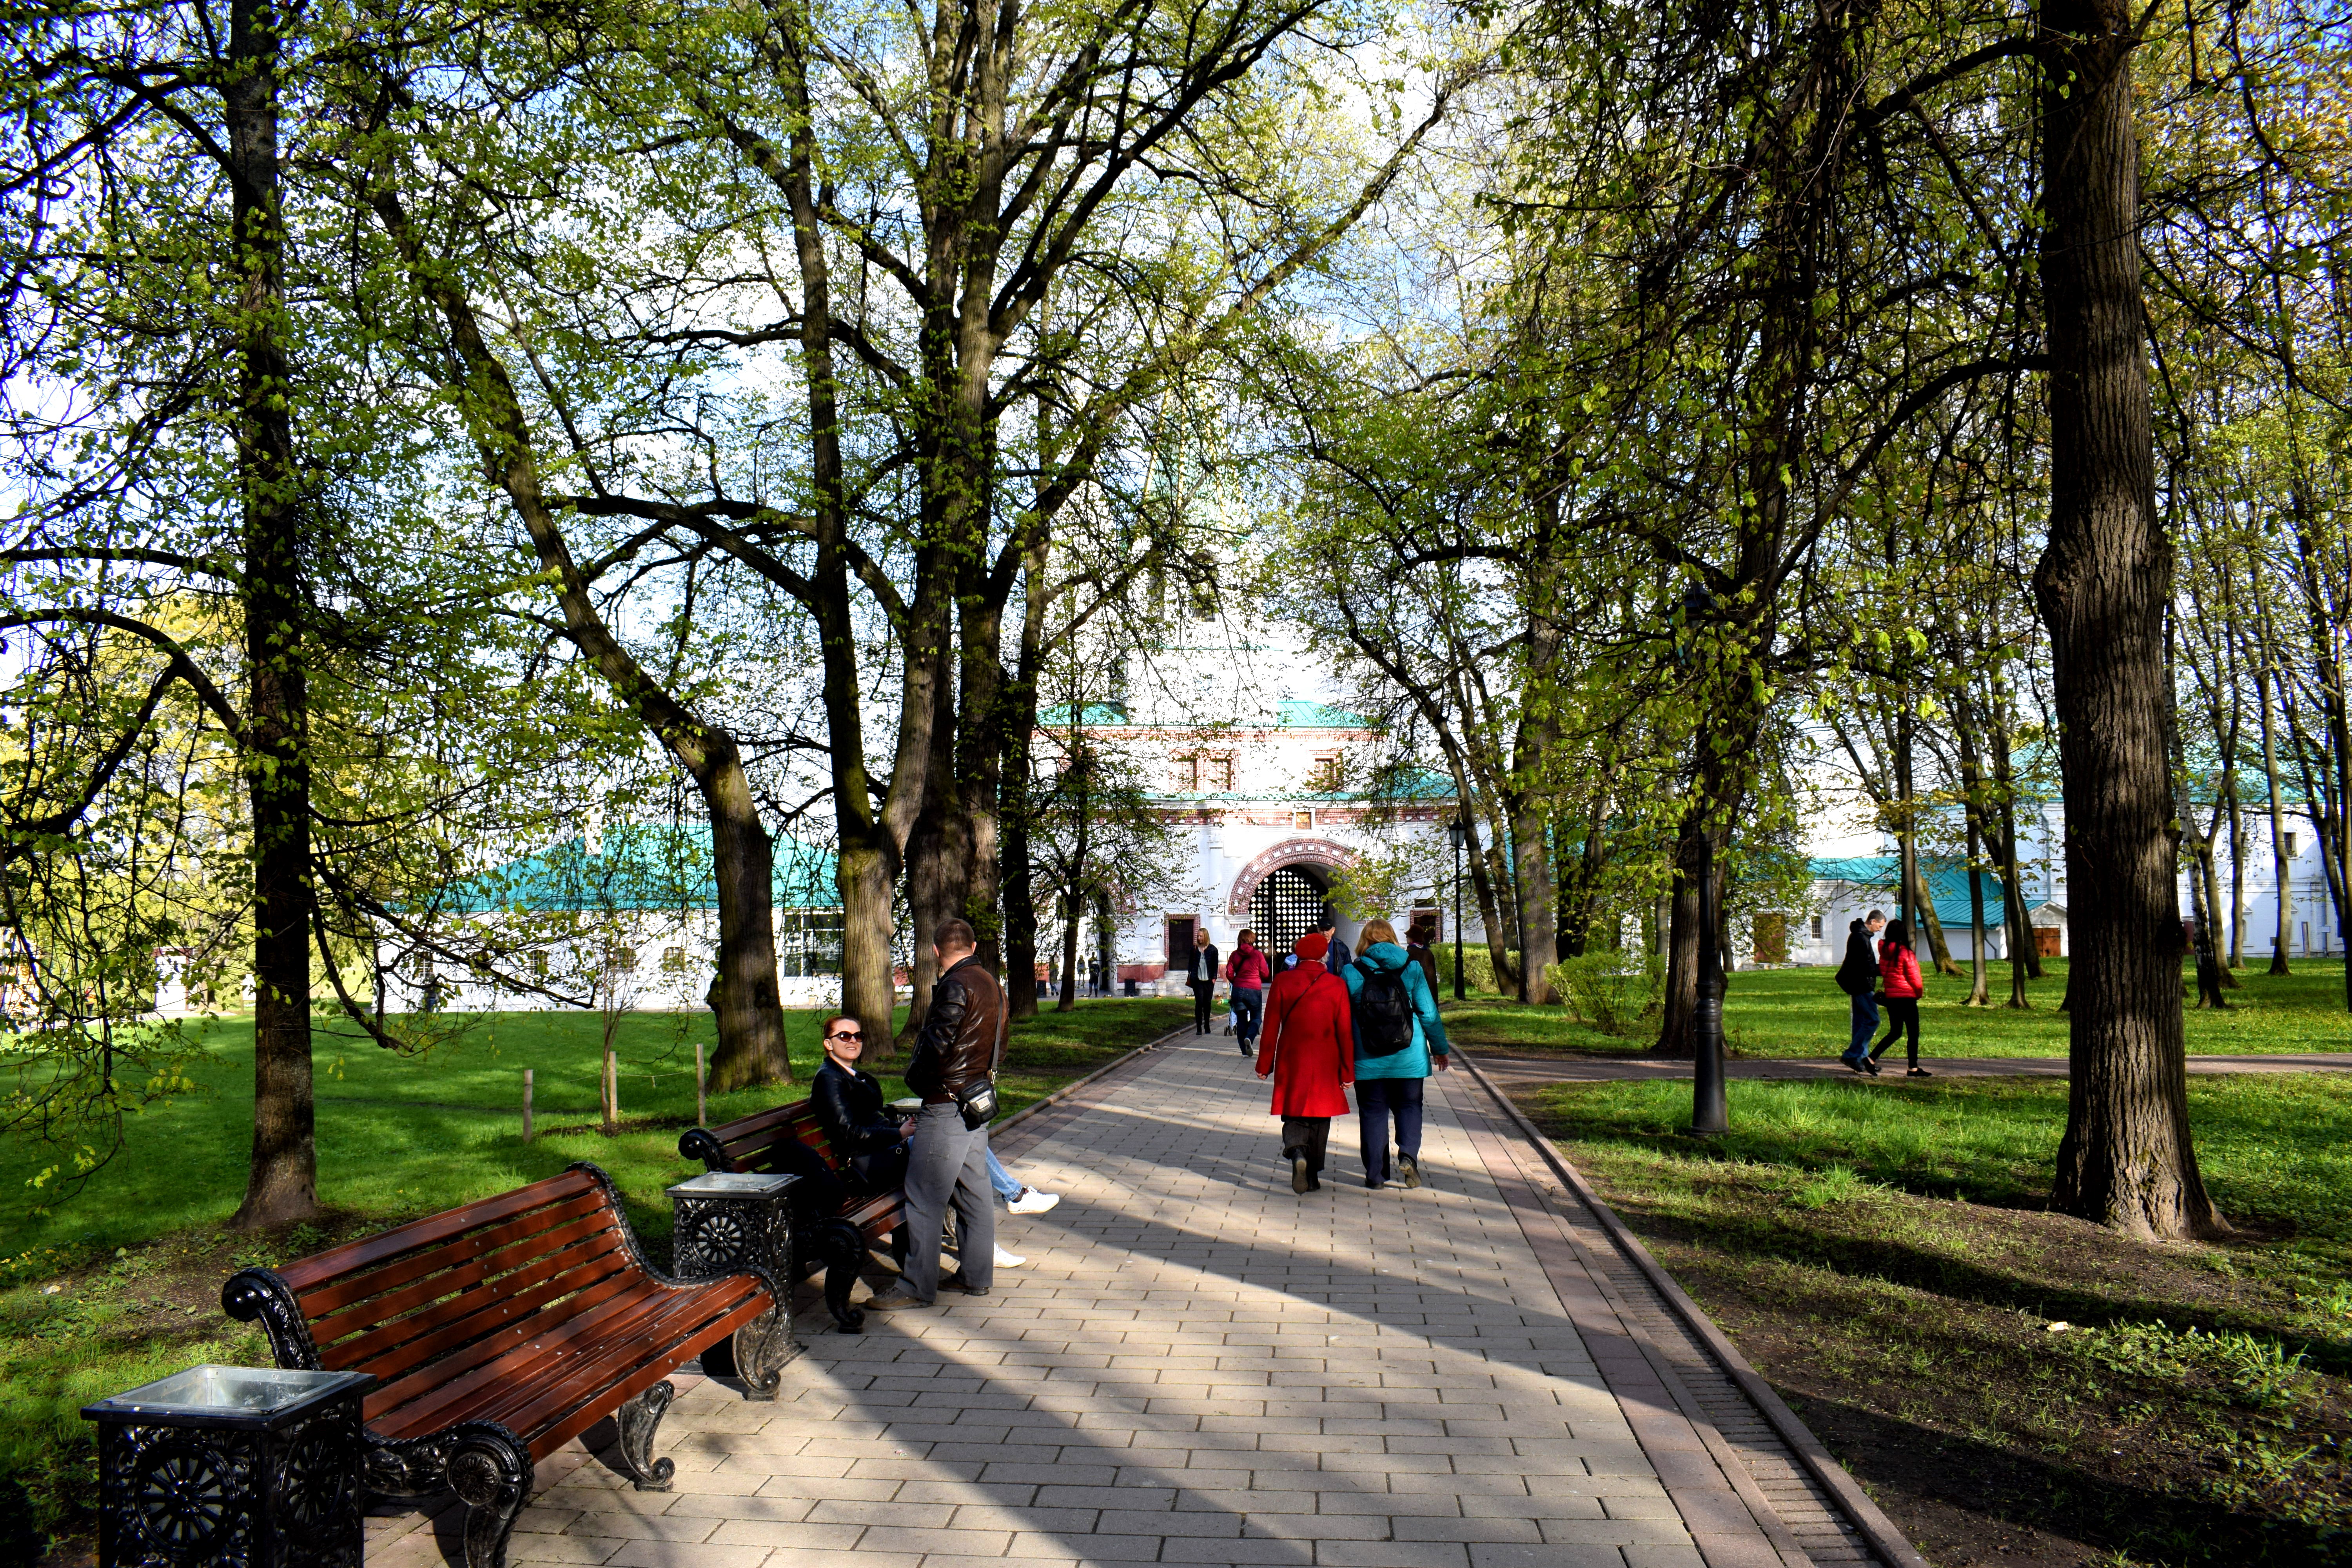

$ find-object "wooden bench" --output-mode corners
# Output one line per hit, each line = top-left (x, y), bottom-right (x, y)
(681, 1100), (904, 1333)
(222, 1163), (793, 1568)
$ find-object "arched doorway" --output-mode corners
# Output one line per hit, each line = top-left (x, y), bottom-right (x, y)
(1250, 865), (1330, 957)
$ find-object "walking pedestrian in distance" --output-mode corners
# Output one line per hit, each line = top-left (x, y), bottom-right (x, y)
(1343, 918), (1451, 1189)
(1318, 915), (1353, 975)
(1837, 909), (1887, 1072)
(1866, 918), (1930, 1077)
(1404, 920), (1441, 997)
(1227, 930), (1273, 1056)
(866, 918), (1002, 1310)
(1187, 926), (1221, 1035)
(1257, 931), (1354, 1193)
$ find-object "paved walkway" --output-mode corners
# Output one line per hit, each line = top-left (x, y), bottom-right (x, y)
(369, 1041), (1889, 1568)
(1474, 1050), (2352, 1091)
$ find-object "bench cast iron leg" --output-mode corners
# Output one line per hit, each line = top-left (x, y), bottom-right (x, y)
(614, 1382), (676, 1491)
(823, 1220), (867, 1334)
(732, 1306), (799, 1400)
(446, 1427), (531, 1568)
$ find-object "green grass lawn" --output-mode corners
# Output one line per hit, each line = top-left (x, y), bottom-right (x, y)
(1519, 1073), (2352, 1564)
(1445, 956), (2349, 1059)
(0, 995), (1185, 1545)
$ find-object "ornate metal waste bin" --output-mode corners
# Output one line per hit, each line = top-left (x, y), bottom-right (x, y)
(82, 1364), (373, 1568)
(668, 1170), (799, 1283)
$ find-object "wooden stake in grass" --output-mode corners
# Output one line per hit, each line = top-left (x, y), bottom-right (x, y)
(696, 1042), (707, 1127)
(523, 1068), (534, 1142)
(603, 1049), (619, 1136)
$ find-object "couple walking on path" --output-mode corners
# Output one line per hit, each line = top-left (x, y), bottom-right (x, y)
(1837, 909), (1932, 1076)
(1251, 919), (1451, 1192)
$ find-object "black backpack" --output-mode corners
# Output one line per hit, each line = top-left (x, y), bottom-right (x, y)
(1352, 958), (1417, 1056)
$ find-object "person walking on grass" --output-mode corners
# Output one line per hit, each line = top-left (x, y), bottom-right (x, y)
(1343, 918), (1451, 1189)
(1227, 929), (1273, 1057)
(866, 918), (1000, 1310)
(1865, 918), (1930, 1077)
(1837, 909), (1887, 1072)
(1256, 931), (1353, 1193)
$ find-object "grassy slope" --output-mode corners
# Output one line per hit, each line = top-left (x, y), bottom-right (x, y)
(1446, 956), (2349, 1059)
(1519, 1075), (2352, 1565)
(0, 996), (1185, 1538)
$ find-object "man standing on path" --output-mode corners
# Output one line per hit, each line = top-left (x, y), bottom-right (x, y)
(1188, 925), (1221, 1034)
(1838, 909), (1886, 1072)
(867, 918), (1000, 1310)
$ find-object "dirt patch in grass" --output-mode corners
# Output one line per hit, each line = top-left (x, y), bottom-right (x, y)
(1517, 1075), (2352, 1567)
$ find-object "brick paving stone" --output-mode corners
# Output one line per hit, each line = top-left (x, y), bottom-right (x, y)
(364, 1038), (1897, 1568)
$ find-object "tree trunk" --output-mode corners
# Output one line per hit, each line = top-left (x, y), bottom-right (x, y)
(1000, 550), (1051, 1020)
(2254, 610), (2293, 973)
(228, 0), (316, 1229)
(2034, 0), (2223, 1240)
(1653, 815), (1707, 1057)
(703, 759), (791, 1089)
(1993, 690), (2033, 1009)
(1510, 798), (1556, 1004)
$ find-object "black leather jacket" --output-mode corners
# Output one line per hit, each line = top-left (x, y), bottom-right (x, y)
(905, 955), (1003, 1103)
(812, 1059), (900, 1153)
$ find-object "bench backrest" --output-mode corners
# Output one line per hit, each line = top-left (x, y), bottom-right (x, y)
(682, 1100), (848, 1180)
(226, 1165), (653, 1427)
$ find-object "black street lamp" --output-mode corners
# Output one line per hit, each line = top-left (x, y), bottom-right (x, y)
(1446, 816), (1466, 1000)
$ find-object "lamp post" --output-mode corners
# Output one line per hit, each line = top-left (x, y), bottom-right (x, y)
(1446, 816), (1466, 1000)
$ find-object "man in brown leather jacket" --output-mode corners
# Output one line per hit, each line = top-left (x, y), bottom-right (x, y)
(865, 918), (1002, 1310)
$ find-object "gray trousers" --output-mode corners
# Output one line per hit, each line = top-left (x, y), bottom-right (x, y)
(902, 1102), (995, 1300)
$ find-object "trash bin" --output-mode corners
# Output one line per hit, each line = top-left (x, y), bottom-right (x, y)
(667, 1170), (800, 1283)
(83, 1364), (373, 1568)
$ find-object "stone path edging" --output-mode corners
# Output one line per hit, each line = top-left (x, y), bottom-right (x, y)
(1455, 1053), (1931, 1568)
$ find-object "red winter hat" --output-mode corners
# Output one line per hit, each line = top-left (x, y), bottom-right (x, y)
(1294, 931), (1329, 961)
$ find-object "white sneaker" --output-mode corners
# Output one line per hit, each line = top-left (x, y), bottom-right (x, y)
(993, 1244), (1027, 1268)
(1005, 1187), (1061, 1215)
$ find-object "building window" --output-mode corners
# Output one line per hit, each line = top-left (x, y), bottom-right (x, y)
(1206, 753), (1234, 791)
(782, 909), (845, 976)
(1410, 907), (1441, 941)
(1810, 915), (1824, 940)
(606, 946), (638, 972)
(528, 951), (548, 977)
(2284, 832), (2298, 857)
(661, 946), (690, 973)
(1173, 753), (1201, 791)
(1309, 751), (1342, 791)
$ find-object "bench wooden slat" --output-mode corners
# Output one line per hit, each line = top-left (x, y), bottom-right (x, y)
(278, 1170), (602, 1294)
(298, 1192), (615, 1322)
(361, 1266), (652, 1433)
(322, 1236), (634, 1385)
(308, 1206), (621, 1347)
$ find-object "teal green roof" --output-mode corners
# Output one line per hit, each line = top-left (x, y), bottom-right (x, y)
(1809, 856), (2012, 929)
(1036, 699), (1375, 730)
(442, 825), (837, 914)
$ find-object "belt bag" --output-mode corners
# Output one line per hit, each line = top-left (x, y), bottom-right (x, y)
(955, 975), (1009, 1131)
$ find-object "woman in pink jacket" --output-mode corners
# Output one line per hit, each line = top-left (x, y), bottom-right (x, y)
(1864, 920), (1929, 1076)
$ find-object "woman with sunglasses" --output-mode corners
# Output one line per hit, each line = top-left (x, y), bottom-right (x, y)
(813, 1014), (1038, 1267)
(812, 1016), (913, 1192)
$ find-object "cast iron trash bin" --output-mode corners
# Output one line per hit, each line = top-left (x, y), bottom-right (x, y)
(82, 1364), (374, 1568)
(667, 1169), (799, 1285)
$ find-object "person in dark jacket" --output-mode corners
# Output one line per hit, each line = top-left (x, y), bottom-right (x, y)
(812, 1015), (910, 1191)
(1404, 920), (1441, 997)
(1837, 909), (1886, 1071)
(866, 918), (1002, 1310)
(1185, 926), (1222, 1034)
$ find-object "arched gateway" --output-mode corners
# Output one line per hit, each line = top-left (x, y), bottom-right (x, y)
(1227, 837), (1357, 953)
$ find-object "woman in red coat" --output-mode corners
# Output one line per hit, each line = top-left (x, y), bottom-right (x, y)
(1257, 931), (1354, 1192)
(1865, 919), (1929, 1077)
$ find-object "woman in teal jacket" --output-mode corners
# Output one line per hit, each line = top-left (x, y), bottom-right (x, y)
(1341, 918), (1451, 1188)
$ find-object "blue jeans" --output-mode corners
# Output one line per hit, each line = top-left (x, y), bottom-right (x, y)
(986, 1148), (1020, 1203)
(1356, 1077), (1425, 1183)
(1229, 986), (1264, 1044)
(1847, 990), (1880, 1056)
